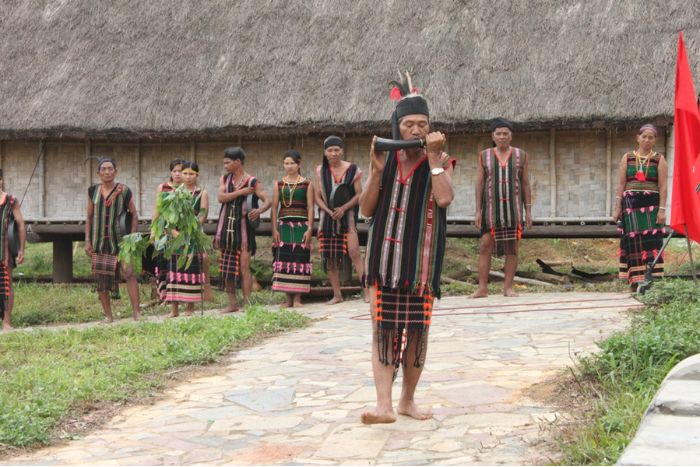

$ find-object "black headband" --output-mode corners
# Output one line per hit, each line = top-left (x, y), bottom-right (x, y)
(324, 136), (344, 149)
(396, 95), (430, 119)
(490, 118), (513, 132)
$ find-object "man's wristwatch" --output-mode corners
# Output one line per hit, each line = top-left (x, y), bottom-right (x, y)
(430, 167), (445, 176)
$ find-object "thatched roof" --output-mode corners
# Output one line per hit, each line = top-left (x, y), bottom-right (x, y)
(1, 0), (699, 139)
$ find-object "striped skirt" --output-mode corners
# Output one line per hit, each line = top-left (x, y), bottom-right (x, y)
(219, 249), (239, 293)
(618, 191), (665, 284)
(272, 219), (311, 294)
(92, 253), (119, 293)
(158, 254), (204, 303)
(374, 286), (433, 370)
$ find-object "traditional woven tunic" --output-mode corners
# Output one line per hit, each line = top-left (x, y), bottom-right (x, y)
(618, 152), (665, 284)
(0, 193), (17, 319)
(364, 150), (454, 369)
(479, 147), (527, 256)
(88, 183), (133, 293)
(272, 179), (312, 294)
(317, 163), (361, 277)
(215, 173), (258, 293)
(158, 187), (206, 303)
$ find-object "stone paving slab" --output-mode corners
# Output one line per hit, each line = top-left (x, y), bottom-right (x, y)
(618, 353), (700, 466)
(5, 292), (639, 466)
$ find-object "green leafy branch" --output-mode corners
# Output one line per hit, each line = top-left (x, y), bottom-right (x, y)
(119, 186), (211, 270)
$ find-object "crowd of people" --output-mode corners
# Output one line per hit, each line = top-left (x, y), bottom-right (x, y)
(0, 75), (668, 425)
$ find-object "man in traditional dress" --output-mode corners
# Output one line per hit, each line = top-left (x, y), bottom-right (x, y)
(85, 157), (141, 322)
(314, 136), (368, 304)
(472, 118), (533, 298)
(0, 169), (26, 331)
(215, 147), (271, 313)
(360, 74), (455, 424)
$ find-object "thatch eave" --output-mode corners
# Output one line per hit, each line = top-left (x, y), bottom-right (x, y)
(0, 113), (674, 143)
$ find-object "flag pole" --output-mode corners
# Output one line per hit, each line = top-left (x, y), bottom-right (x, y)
(684, 225), (697, 282)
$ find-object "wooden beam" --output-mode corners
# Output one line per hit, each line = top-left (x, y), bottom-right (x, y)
(666, 125), (674, 215)
(549, 128), (557, 217)
(85, 139), (92, 199)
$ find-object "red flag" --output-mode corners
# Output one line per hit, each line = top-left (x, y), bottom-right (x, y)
(670, 32), (700, 243)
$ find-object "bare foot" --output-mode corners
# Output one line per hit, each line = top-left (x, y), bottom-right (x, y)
(326, 296), (343, 305)
(397, 401), (432, 420)
(219, 307), (240, 314)
(504, 289), (519, 297)
(132, 312), (141, 321)
(363, 288), (371, 303)
(2, 323), (13, 331)
(167, 312), (179, 318)
(470, 289), (488, 298)
(99, 318), (114, 325)
(293, 301), (303, 308)
(184, 311), (194, 317)
(360, 409), (397, 425)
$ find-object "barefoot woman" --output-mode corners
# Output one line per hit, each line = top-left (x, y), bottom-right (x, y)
(271, 150), (314, 307)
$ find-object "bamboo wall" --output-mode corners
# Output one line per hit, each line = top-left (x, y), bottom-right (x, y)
(0, 128), (668, 222)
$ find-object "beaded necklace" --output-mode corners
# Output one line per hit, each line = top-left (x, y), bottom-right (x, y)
(281, 175), (304, 208)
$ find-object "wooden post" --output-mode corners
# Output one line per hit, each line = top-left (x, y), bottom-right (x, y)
(52, 238), (73, 283)
(85, 139), (92, 195)
(39, 140), (46, 218)
(137, 141), (143, 213)
(190, 140), (196, 163)
(606, 129), (613, 216)
(549, 128), (556, 217)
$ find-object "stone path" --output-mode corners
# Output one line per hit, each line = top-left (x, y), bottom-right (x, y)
(6, 292), (640, 466)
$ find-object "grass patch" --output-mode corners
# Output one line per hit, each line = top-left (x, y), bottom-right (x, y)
(556, 279), (700, 465)
(0, 306), (308, 450)
(9, 282), (287, 328)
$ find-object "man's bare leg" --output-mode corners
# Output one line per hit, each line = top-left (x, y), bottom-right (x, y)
(504, 252), (519, 297)
(348, 230), (369, 302)
(2, 281), (13, 330)
(398, 328), (432, 420)
(239, 249), (252, 304)
(326, 266), (343, 304)
(169, 302), (180, 318)
(185, 302), (195, 316)
(471, 234), (493, 298)
(98, 291), (113, 322)
(292, 293), (302, 307)
(361, 288), (397, 424)
(220, 291), (239, 313)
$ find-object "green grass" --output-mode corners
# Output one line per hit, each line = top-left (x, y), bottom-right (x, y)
(9, 282), (287, 328)
(557, 279), (700, 465)
(0, 306), (308, 449)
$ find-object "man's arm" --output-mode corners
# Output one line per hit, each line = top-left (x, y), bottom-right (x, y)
(217, 175), (254, 204)
(12, 200), (26, 264)
(249, 180), (271, 220)
(128, 194), (139, 232)
(426, 132), (453, 208)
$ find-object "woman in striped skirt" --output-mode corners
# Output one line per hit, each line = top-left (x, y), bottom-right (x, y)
(271, 150), (314, 307)
(614, 124), (668, 291)
(159, 161), (209, 317)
